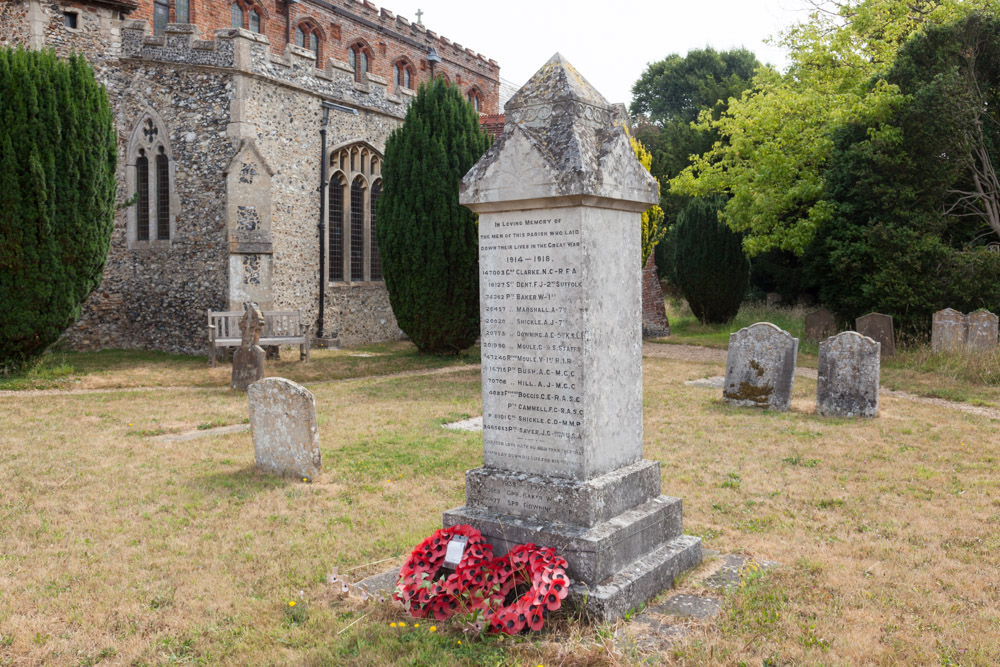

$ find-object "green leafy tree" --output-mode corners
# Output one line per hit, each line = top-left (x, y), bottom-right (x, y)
(378, 78), (491, 354)
(807, 13), (1000, 335)
(627, 131), (666, 267)
(671, 196), (749, 324)
(0, 49), (117, 374)
(672, 0), (994, 256)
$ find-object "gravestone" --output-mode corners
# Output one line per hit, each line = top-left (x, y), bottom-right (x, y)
(446, 53), (701, 621)
(855, 312), (895, 358)
(965, 311), (998, 351)
(231, 301), (265, 391)
(642, 254), (670, 338)
(247, 377), (321, 480)
(817, 331), (880, 418)
(804, 308), (836, 341)
(931, 308), (967, 353)
(722, 322), (798, 411)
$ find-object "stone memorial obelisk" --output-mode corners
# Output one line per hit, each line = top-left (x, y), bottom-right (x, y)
(444, 54), (701, 621)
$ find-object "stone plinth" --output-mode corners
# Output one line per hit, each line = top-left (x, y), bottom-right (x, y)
(248, 377), (321, 480)
(856, 313), (895, 358)
(817, 331), (880, 418)
(447, 54), (701, 621)
(723, 323), (798, 411)
(805, 308), (836, 341)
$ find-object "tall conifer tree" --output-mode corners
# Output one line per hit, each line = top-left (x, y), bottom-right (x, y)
(0, 49), (117, 373)
(378, 78), (490, 354)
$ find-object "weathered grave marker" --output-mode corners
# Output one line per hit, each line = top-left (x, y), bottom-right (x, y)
(247, 377), (320, 479)
(446, 53), (702, 621)
(817, 331), (880, 418)
(965, 311), (998, 351)
(804, 308), (836, 341)
(931, 308), (967, 353)
(723, 323), (798, 411)
(231, 301), (265, 391)
(856, 312), (895, 358)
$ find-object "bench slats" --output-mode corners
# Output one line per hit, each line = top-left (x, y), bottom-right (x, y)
(207, 309), (311, 367)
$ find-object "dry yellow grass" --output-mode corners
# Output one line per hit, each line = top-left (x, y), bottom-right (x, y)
(1, 347), (999, 665)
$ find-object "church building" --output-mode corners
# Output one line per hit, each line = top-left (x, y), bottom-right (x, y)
(0, 0), (501, 353)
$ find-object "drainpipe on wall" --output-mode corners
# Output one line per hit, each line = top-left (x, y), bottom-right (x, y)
(317, 101), (359, 342)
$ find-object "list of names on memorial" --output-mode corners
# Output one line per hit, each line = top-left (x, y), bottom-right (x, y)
(479, 212), (586, 478)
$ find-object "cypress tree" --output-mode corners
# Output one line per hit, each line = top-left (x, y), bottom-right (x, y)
(378, 78), (490, 354)
(0, 49), (117, 373)
(672, 196), (749, 324)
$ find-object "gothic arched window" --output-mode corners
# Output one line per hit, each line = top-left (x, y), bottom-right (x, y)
(348, 42), (372, 83)
(467, 88), (483, 112)
(127, 113), (175, 246)
(295, 22), (321, 61)
(328, 143), (383, 282)
(230, 2), (244, 29)
(394, 60), (414, 90)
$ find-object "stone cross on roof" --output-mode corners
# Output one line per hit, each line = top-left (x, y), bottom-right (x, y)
(415, 8), (424, 25)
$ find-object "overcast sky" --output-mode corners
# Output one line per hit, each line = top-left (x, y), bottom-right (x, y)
(384, 0), (813, 108)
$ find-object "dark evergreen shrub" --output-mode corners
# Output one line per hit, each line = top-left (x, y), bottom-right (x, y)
(672, 196), (749, 323)
(377, 78), (490, 354)
(0, 49), (117, 373)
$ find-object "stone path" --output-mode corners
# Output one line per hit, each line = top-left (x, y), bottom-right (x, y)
(616, 552), (778, 653)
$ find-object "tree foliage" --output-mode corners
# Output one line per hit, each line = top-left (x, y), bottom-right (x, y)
(628, 131), (666, 267)
(672, 0), (994, 256)
(0, 49), (117, 373)
(671, 196), (749, 324)
(807, 13), (1000, 335)
(378, 78), (490, 354)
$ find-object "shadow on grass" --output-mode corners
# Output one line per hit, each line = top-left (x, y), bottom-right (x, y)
(193, 465), (292, 500)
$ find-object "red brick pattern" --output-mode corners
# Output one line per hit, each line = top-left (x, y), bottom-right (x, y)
(129, 0), (500, 113)
(479, 113), (504, 140)
(642, 254), (670, 337)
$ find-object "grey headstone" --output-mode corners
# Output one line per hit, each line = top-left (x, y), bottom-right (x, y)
(931, 308), (967, 353)
(804, 308), (836, 341)
(446, 53), (701, 622)
(966, 311), (999, 351)
(247, 377), (320, 480)
(232, 301), (266, 391)
(817, 331), (880, 418)
(723, 322), (798, 411)
(856, 312), (895, 358)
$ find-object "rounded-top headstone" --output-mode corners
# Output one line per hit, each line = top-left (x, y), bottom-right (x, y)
(248, 377), (321, 480)
(966, 310), (999, 350)
(723, 322), (799, 411)
(817, 331), (880, 418)
(855, 312), (895, 358)
(931, 308), (967, 353)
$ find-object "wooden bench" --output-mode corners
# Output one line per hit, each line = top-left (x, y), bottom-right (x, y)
(207, 309), (311, 367)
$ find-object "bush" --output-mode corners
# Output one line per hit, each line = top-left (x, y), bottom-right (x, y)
(0, 49), (117, 374)
(377, 78), (490, 355)
(671, 196), (749, 324)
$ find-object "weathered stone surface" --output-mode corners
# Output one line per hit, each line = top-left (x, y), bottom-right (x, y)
(649, 594), (721, 619)
(966, 311), (999, 351)
(805, 308), (836, 341)
(723, 323), (798, 411)
(642, 254), (670, 338)
(931, 308), (967, 353)
(442, 416), (483, 432)
(685, 376), (725, 389)
(817, 331), (880, 418)
(232, 302), (266, 391)
(247, 377), (320, 480)
(702, 554), (779, 591)
(856, 312), (895, 358)
(450, 54), (699, 621)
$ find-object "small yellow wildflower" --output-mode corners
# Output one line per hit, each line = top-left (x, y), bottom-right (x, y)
(390, 622), (397, 628)
(414, 623), (420, 628)
(429, 626), (437, 632)
(288, 601), (296, 607)
(457, 640), (462, 645)
(399, 622), (406, 627)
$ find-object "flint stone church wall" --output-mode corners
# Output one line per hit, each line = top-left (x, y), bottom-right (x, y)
(1, 0), (488, 353)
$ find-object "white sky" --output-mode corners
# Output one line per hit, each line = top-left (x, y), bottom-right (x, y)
(383, 0), (813, 107)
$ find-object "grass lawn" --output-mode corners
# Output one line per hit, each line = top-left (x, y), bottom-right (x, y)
(2, 333), (1000, 665)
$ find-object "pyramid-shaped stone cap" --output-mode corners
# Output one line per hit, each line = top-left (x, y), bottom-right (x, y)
(460, 54), (659, 213)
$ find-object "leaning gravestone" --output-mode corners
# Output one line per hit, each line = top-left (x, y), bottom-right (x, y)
(247, 377), (320, 480)
(965, 310), (999, 351)
(856, 312), (895, 358)
(446, 53), (701, 621)
(817, 331), (880, 418)
(723, 323), (798, 411)
(232, 301), (266, 391)
(804, 308), (836, 341)
(931, 308), (967, 353)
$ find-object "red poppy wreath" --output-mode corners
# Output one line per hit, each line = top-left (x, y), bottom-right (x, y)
(394, 525), (570, 633)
